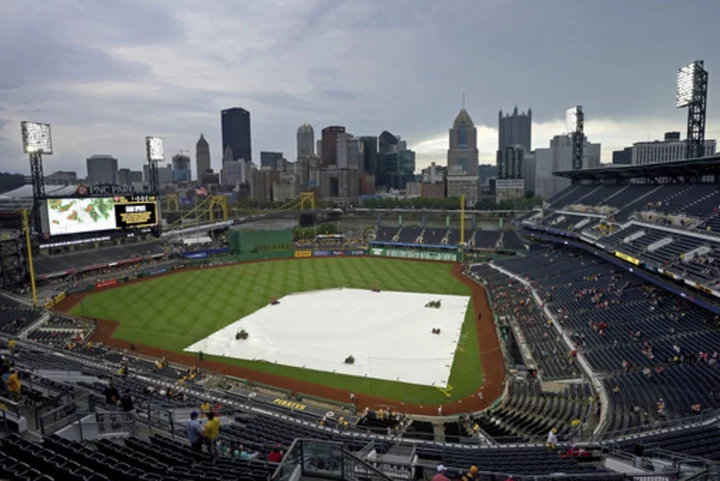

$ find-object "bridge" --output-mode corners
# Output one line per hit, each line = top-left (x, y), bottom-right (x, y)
(159, 192), (531, 237)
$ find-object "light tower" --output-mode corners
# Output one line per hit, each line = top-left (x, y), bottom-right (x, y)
(20, 121), (53, 234)
(676, 61), (709, 159)
(566, 106), (584, 170)
(145, 136), (164, 195)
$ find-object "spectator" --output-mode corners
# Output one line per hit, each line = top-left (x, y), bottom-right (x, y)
(203, 412), (220, 456)
(120, 388), (134, 413)
(546, 428), (558, 450)
(7, 339), (16, 355)
(268, 444), (284, 463)
(461, 465), (479, 481)
(7, 369), (21, 401)
(104, 381), (120, 408)
(186, 411), (203, 452)
(432, 465), (450, 481)
(633, 440), (645, 468)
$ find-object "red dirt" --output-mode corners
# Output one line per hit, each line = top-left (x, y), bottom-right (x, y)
(53, 259), (505, 416)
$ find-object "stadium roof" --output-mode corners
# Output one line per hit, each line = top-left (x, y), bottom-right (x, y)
(0, 184), (79, 201)
(553, 154), (720, 181)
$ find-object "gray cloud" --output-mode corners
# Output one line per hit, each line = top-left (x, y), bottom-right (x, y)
(1, 0), (719, 175)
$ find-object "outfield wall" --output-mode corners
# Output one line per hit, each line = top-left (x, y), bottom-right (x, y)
(368, 247), (458, 262)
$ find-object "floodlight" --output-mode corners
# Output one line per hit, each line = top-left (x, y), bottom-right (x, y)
(145, 136), (164, 161)
(565, 107), (579, 134)
(676, 62), (699, 108)
(21, 121), (53, 155)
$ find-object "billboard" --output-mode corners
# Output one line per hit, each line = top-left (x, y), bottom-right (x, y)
(47, 196), (158, 236)
(369, 248), (457, 262)
(21, 121), (53, 155)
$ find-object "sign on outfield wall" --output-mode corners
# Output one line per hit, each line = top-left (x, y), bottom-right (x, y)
(369, 248), (456, 262)
(95, 278), (118, 289)
(294, 250), (312, 258)
(311, 249), (365, 257)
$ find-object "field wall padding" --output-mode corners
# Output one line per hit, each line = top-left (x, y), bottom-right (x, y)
(229, 229), (294, 254)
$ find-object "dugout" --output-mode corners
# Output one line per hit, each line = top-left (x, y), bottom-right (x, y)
(228, 229), (294, 254)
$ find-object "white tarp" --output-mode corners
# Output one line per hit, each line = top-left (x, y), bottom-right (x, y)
(184, 288), (470, 387)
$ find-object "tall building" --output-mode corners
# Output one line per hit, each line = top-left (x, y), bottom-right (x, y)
(171, 154), (192, 182)
(144, 164), (172, 184)
(321, 126), (345, 167)
(196, 134), (211, 180)
(117, 168), (143, 186)
(221, 107), (252, 161)
(260, 151), (283, 170)
(335, 132), (353, 169)
(447, 109), (479, 177)
(532, 134), (601, 199)
(316, 140), (323, 159)
(359, 136), (378, 175)
(297, 124), (315, 158)
(498, 107), (532, 151)
(631, 132), (716, 165)
(86, 155), (118, 184)
(495, 146), (526, 202)
(612, 147), (633, 165)
(320, 168), (360, 205)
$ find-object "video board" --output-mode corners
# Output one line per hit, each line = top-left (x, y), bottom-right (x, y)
(46, 196), (158, 237)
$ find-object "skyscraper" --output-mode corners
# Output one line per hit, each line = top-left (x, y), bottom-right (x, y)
(196, 134), (211, 180)
(447, 109), (479, 177)
(498, 107), (532, 151)
(260, 151), (283, 169)
(321, 126), (345, 167)
(86, 155), (118, 184)
(359, 136), (378, 175)
(172, 154), (192, 182)
(221, 107), (252, 161)
(296, 124), (315, 158)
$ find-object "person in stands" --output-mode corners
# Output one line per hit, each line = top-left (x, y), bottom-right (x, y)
(546, 428), (558, 450)
(268, 444), (284, 463)
(120, 388), (134, 413)
(187, 411), (203, 452)
(461, 465), (479, 481)
(7, 368), (21, 402)
(432, 465), (450, 481)
(203, 412), (220, 456)
(104, 381), (120, 408)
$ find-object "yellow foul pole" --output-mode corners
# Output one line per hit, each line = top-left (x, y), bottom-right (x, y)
(22, 209), (38, 307)
(460, 194), (465, 262)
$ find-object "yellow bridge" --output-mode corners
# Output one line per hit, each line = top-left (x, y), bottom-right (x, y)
(162, 192), (316, 230)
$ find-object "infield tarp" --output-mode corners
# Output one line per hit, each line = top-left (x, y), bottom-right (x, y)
(185, 288), (470, 387)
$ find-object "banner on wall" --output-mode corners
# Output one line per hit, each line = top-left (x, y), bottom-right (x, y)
(95, 278), (118, 289)
(615, 251), (640, 266)
(294, 250), (312, 258)
(369, 248), (457, 262)
(44, 291), (66, 308)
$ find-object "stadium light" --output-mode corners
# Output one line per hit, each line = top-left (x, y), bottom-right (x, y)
(145, 136), (164, 161)
(20, 121), (53, 155)
(676, 62), (701, 108)
(565, 106), (581, 134)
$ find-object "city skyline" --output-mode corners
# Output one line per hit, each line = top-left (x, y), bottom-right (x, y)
(1, 0), (719, 176)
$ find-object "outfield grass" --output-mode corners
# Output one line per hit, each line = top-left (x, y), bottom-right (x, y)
(71, 257), (483, 404)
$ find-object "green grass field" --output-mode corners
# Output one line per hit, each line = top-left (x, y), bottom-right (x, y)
(71, 257), (483, 404)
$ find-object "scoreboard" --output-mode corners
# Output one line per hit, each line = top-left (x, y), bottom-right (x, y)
(114, 196), (159, 230)
(45, 195), (159, 237)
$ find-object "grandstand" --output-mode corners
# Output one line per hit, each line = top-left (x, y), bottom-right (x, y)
(2, 160), (720, 480)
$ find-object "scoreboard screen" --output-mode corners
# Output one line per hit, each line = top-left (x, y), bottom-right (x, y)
(46, 196), (159, 237)
(114, 197), (158, 230)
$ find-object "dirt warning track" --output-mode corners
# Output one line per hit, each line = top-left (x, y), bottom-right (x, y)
(54, 259), (506, 415)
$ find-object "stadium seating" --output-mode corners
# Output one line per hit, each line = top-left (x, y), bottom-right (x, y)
(480, 248), (720, 436)
(0, 293), (43, 335)
(34, 243), (165, 276)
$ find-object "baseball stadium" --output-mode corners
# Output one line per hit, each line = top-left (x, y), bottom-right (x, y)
(2, 159), (720, 480)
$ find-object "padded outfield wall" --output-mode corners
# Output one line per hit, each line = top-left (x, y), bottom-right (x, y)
(228, 229), (294, 254)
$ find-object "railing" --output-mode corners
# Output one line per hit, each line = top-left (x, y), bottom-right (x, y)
(272, 439), (393, 481)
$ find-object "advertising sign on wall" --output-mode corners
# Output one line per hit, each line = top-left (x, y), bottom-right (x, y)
(294, 250), (312, 258)
(95, 278), (118, 289)
(369, 248), (457, 262)
(312, 250), (330, 257)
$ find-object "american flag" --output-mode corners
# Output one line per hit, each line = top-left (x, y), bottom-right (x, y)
(195, 185), (208, 196)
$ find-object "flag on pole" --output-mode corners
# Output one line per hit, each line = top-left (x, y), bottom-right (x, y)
(195, 185), (208, 197)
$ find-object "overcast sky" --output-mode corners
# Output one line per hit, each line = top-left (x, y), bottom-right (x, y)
(1, 0), (719, 177)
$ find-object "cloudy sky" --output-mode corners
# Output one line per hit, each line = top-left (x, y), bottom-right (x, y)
(1, 0), (719, 177)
